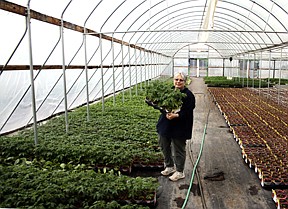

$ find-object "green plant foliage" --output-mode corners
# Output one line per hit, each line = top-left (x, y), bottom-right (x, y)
(145, 80), (186, 112)
(0, 164), (158, 208)
(0, 83), (163, 208)
(205, 79), (243, 87)
(262, 78), (288, 85)
(204, 76), (227, 82)
(0, 92), (162, 168)
(204, 76), (272, 88)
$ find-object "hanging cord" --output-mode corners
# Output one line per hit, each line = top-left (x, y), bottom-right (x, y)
(182, 93), (211, 209)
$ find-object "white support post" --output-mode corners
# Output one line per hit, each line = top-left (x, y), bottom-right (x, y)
(60, 1), (72, 134)
(99, 33), (105, 111)
(121, 40), (125, 103)
(128, 45), (132, 98)
(84, 27), (90, 121)
(27, 0), (38, 145)
(134, 46), (138, 96)
(197, 58), (200, 77)
(112, 34), (116, 105)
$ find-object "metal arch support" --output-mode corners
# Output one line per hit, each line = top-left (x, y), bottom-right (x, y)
(134, 46), (138, 96)
(1, 26), (28, 76)
(82, 0), (104, 121)
(100, 0), (128, 32)
(121, 40), (125, 103)
(106, 4), (202, 48)
(131, 6), (207, 54)
(138, 9), (263, 56)
(60, 0), (73, 134)
(128, 44), (132, 97)
(216, 11), (272, 48)
(207, 34), (240, 56)
(111, 34), (116, 105)
(27, 0), (38, 145)
(132, 20), (226, 57)
(249, 0), (288, 32)
(99, 33), (105, 112)
(0, 21), (29, 133)
(121, 0), (171, 42)
(83, 28), (90, 121)
(139, 49), (143, 90)
(172, 43), (223, 59)
(99, 0), (168, 62)
(97, 2), (286, 58)
(222, 0), (283, 43)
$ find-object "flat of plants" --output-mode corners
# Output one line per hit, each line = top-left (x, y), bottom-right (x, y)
(203, 76), (282, 88)
(0, 82), (169, 209)
(208, 87), (288, 209)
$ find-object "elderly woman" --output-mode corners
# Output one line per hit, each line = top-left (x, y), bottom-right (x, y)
(156, 72), (195, 181)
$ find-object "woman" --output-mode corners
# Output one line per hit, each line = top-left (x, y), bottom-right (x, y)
(156, 72), (195, 181)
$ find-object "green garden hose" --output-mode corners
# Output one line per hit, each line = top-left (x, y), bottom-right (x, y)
(182, 107), (210, 209)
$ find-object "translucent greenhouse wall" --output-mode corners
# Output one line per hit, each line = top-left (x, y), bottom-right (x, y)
(174, 58), (190, 76)
(173, 48), (288, 78)
(172, 46), (288, 79)
(0, 64), (169, 135)
(0, 8), (171, 135)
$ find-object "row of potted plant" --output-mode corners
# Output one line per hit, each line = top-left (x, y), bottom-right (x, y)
(0, 161), (158, 209)
(1, 91), (164, 170)
(204, 76), (271, 88)
(0, 83), (164, 208)
(210, 88), (288, 182)
(249, 87), (288, 110)
(272, 189), (288, 209)
(208, 87), (288, 208)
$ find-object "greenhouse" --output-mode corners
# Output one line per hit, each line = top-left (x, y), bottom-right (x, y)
(0, 0), (288, 208)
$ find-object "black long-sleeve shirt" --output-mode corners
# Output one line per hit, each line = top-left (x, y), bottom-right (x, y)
(156, 87), (195, 140)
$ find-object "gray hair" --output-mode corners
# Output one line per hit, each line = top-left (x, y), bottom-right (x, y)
(174, 72), (187, 81)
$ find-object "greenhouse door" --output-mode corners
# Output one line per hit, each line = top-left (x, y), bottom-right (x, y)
(189, 58), (208, 77)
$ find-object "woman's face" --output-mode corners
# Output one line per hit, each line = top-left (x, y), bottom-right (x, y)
(174, 74), (185, 90)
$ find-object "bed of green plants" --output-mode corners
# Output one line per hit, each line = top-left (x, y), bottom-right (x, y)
(204, 77), (243, 87)
(204, 76), (270, 88)
(262, 78), (288, 85)
(0, 82), (165, 209)
(0, 163), (157, 209)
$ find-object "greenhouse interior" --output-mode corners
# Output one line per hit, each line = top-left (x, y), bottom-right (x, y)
(0, 0), (288, 208)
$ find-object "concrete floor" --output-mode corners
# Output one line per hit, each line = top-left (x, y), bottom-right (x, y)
(155, 77), (276, 209)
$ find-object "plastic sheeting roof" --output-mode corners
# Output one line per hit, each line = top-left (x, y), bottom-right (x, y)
(1, 0), (288, 59)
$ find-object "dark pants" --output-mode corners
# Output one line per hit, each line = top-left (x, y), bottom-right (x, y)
(158, 134), (186, 172)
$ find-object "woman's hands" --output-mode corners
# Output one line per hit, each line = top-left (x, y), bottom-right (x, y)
(166, 112), (179, 120)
